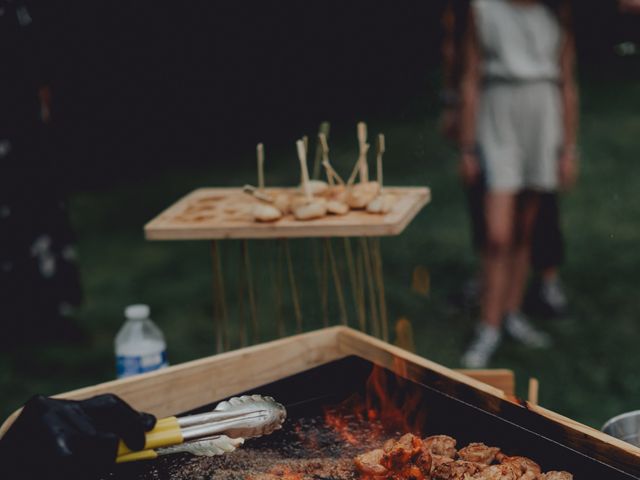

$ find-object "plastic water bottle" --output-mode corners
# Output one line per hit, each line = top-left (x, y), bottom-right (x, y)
(115, 304), (168, 378)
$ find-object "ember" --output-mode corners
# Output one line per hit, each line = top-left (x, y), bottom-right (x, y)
(322, 363), (429, 447)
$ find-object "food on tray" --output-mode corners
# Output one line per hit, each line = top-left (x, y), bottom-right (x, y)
(252, 204), (282, 222)
(327, 199), (350, 215)
(244, 123), (401, 223)
(348, 180), (380, 209)
(294, 139), (328, 221)
(366, 193), (396, 214)
(301, 179), (329, 196)
(354, 434), (573, 480)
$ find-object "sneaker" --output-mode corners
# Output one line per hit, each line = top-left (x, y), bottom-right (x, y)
(461, 324), (501, 368)
(504, 311), (551, 348)
(540, 277), (568, 316)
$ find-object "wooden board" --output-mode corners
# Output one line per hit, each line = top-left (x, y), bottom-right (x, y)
(2, 327), (638, 473)
(457, 369), (516, 397)
(144, 187), (430, 240)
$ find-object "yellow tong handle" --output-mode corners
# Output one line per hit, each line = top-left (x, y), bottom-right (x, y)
(116, 416), (183, 457)
(116, 449), (159, 463)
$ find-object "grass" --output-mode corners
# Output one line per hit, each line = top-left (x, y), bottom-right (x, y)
(2, 73), (639, 432)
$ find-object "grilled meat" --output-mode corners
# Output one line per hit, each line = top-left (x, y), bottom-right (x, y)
(422, 434), (458, 458)
(355, 449), (388, 477)
(354, 435), (574, 480)
(541, 472), (573, 480)
(431, 459), (486, 479)
(496, 455), (541, 480)
(458, 442), (501, 465)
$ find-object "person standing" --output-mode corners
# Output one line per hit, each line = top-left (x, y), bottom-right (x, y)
(459, 0), (579, 368)
(0, 0), (84, 345)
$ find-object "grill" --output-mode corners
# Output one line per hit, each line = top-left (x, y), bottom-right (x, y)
(3, 327), (637, 479)
(106, 352), (640, 479)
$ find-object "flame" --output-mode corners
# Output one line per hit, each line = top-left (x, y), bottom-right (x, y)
(322, 359), (427, 445)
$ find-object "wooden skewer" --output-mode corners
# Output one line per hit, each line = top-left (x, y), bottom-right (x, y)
(346, 143), (370, 187)
(243, 184), (274, 203)
(302, 135), (309, 157)
(312, 121), (330, 180)
(257, 143), (265, 191)
(319, 133), (345, 186)
(242, 240), (259, 343)
(394, 317), (416, 353)
(274, 241), (285, 338)
(355, 242), (368, 333)
(357, 121), (369, 182)
(320, 239), (330, 327)
(236, 256), (247, 348)
(211, 241), (229, 352)
(359, 238), (380, 337)
(344, 238), (365, 331)
(371, 237), (389, 342)
(310, 238), (328, 327)
(284, 240), (303, 333)
(296, 139), (313, 201)
(325, 239), (348, 326)
(376, 133), (385, 193)
(528, 378), (540, 405)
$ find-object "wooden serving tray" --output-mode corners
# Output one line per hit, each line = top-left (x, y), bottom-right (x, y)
(144, 186), (430, 240)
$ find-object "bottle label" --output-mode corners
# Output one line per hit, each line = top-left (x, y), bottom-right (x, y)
(116, 351), (168, 378)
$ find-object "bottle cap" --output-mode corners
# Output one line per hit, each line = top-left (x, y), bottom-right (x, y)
(125, 304), (150, 320)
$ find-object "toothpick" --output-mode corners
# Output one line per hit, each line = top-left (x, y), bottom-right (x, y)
(243, 184), (274, 203)
(312, 122), (330, 179)
(347, 143), (370, 187)
(257, 143), (265, 191)
(357, 122), (369, 182)
(319, 133), (345, 187)
(302, 135), (309, 156)
(242, 240), (259, 343)
(325, 239), (348, 326)
(284, 240), (303, 333)
(376, 133), (385, 193)
(296, 139), (313, 201)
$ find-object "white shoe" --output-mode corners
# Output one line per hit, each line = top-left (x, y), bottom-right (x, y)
(461, 324), (501, 368)
(540, 278), (568, 315)
(504, 311), (551, 348)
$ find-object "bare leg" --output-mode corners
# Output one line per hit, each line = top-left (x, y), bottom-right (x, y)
(504, 193), (540, 314)
(461, 191), (516, 368)
(480, 192), (516, 327)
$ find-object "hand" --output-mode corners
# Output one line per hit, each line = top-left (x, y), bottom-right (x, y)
(0, 394), (156, 479)
(558, 151), (578, 190)
(459, 152), (481, 185)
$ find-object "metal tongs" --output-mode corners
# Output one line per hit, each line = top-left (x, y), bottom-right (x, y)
(116, 394), (286, 463)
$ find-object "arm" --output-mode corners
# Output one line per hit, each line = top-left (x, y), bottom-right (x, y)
(558, 3), (579, 189)
(458, 8), (481, 184)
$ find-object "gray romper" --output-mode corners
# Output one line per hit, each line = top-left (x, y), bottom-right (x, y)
(473, 0), (563, 192)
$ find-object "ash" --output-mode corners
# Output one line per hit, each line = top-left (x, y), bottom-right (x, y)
(109, 413), (389, 480)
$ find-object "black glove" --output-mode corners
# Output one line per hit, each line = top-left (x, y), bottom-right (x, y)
(0, 394), (156, 479)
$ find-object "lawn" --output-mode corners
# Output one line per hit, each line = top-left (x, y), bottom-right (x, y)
(1, 71), (639, 432)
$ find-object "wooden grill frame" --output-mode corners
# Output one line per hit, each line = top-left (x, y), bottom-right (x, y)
(2, 327), (639, 473)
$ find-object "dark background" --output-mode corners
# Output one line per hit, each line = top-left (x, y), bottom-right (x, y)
(10, 0), (639, 189)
